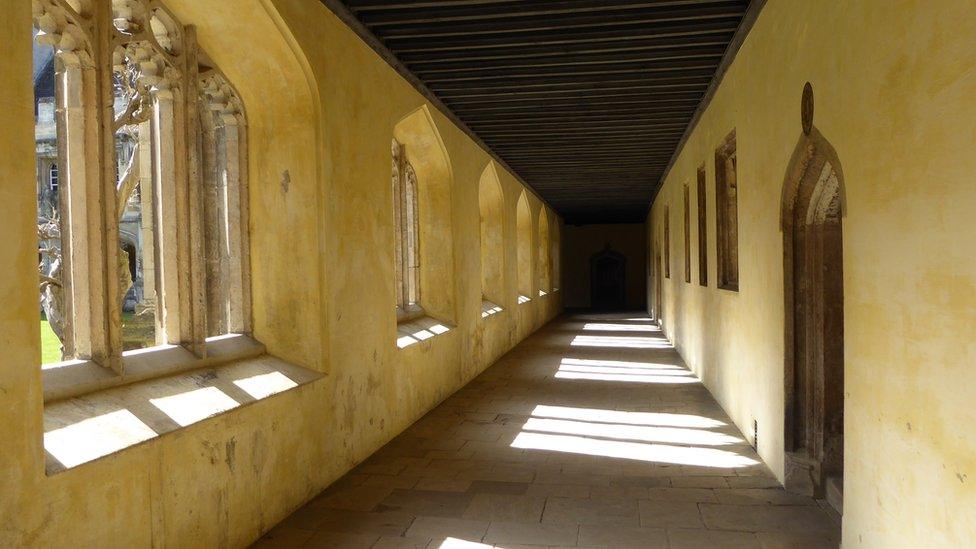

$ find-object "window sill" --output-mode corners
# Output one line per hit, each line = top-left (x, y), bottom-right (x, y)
(396, 314), (454, 349)
(480, 299), (504, 319)
(43, 334), (266, 403)
(43, 352), (323, 475)
(396, 304), (426, 323)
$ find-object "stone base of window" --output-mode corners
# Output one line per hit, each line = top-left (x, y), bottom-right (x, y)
(43, 334), (265, 403)
(480, 299), (503, 319)
(396, 303), (425, 324)
(396, 314), (454, 349)
(43, 352), (323, 475)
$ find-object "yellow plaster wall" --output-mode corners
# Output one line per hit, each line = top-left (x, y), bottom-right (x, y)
(0, 0), (561, 545)
(647, 1), (976, 546)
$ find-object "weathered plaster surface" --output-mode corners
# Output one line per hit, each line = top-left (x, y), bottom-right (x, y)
(647, 1), (976, 546)
(0, 0), (560, 546)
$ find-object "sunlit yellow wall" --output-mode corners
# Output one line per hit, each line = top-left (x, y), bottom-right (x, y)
(647, 1), (976, 546)
(0, 0), (561, 545)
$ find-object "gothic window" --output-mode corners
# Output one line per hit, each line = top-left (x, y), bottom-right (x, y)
(683, 184), (691, 283)
(33, 24), (70, 365)
(479, 164), (504, 308)
(697, 165), (708, 287)
(516, 192), (532, 302)
(392, 139), (421, 317)
(201, 73), (250, 337)
(715, 130), (739, 291)
(538, 210), (551, 295)
(664, 205), (671, 279)
(31, 0), (250, 371)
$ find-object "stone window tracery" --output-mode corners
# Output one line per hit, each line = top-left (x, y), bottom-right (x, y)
(32, 0), (250, 370)
(392, 139), (420, 316)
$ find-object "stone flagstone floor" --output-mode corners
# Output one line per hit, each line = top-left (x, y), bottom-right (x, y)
(254, 313), (841, 548)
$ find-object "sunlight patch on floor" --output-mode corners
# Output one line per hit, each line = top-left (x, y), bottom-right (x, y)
(511, 431), (757, 467)
(570, 335), (672, 349)
(531, 404), (725, 429)
(436, 538), (492, 548)
(582, 322), (659, 332)
(523, 417), (743, 446)
(556, 359), (697, 384)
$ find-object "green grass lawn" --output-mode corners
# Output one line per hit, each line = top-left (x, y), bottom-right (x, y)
(39, 316), (63, 364)
(40, 311), (157, 364)
(122, 311), (156, 351)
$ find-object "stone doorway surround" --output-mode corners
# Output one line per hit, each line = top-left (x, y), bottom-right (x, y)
(779, 123), (847, 509)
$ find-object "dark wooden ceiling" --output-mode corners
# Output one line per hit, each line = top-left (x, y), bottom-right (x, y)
(331, 0), (754, 224)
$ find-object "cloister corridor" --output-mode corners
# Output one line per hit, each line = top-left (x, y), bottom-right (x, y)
(256, 315), (840, 548)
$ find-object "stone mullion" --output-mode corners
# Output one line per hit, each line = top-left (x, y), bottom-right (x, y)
(182, 27), (208, 353)
(222, 116), (245, 334)
(151, 87), (180, 345)
(405, 166), (420, 306)
(392, 142), (405, 309)
(236, 119), (252, 334)
(201, 106), (221, 337)
(137, 116), (155, 306)
(56, 53), (90, 359)
(95, 1), (123, 372)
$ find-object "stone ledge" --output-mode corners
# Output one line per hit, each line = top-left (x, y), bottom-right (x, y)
(43, 354), (323, 475)
(480, 299), (503, 319)
(43, 334), (266, 403)
(396, 315), (454, 349)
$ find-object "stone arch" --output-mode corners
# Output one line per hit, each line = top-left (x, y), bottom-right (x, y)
(479, 162), (505, 305)
(515, 191), (533, 300)
(780, 126), (846, 509)
(163, 0), (324, 366)
(537, 207), (551, 294)
(393, 105), (456, 322)
(590, 246), (626, 310)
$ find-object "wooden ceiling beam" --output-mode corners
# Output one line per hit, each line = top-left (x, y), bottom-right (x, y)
(327, 0), (760, 223)
(450, 100), (702, 117)
(355, 1), (739, 25)
(428, 72), (714, 92)
(373, 5), (748, 40)
(415, 56), (723, 82)
(397, 31), (735, 65)
(409, 46), (728, 75)
(384, 18), (744, 52)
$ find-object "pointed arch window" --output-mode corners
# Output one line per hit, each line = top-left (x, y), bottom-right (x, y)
(31, 0), (252, 381)
(392, 139), (421, 317)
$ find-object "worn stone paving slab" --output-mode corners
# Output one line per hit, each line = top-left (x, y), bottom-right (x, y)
(253, 314), (841, 548)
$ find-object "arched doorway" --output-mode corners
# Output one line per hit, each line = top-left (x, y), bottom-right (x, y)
(590, 245), (626, 310)
(781, 126), (846, 514)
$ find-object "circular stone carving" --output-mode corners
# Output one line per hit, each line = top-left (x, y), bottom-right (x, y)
(801, 82), (814, 135)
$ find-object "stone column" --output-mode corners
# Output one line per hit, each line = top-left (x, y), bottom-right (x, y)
(57, 52), (91, 359)
(152, 87), (180, 345)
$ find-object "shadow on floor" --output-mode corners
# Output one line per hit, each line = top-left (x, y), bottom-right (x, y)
(254, 313), (841, 548)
